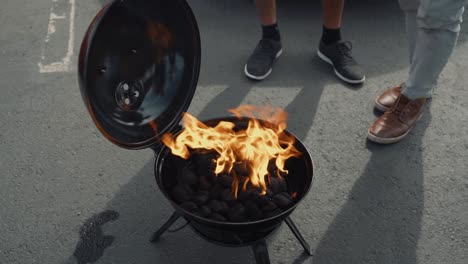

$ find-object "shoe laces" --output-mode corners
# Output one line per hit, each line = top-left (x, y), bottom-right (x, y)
(389, 95), (409, 115)
(336, 41), (354, 60)
(255, 39), (277, 60)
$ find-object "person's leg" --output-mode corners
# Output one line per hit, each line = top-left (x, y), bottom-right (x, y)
(255, 0), (281, 41)
(373, 0), (419, 112)
(368, 0), (465, 144)
(400, 0), (420, 63)
(255, 0), (277, 26)
(317, 0), (365, 84)
(402, 0), (464, 99)
(322, 1), (343, 27)
(244, 0), (283, 80)
(402, 28), (460, 99)
(321, 0), (344, 44)
(406, 12), (418, 64)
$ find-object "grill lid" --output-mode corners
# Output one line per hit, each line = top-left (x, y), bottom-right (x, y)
(78, 0), (201, 149)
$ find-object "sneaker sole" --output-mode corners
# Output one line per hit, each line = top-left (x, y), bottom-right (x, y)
(244, 49), (283, 80)
(367, 114), (423, 144)
(317, 49), (366, 84)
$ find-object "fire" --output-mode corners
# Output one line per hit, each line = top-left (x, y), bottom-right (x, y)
(162, 105), (301, 196)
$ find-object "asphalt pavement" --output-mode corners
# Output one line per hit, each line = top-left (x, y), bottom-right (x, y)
(1, 0), (467, 263)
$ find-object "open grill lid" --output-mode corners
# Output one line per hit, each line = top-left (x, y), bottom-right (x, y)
(78, 0), (201, 149)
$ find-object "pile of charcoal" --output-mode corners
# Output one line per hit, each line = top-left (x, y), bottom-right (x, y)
(170, 151), (296, 222)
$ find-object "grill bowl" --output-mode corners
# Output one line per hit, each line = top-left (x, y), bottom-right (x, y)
(153, 116), (314, 246)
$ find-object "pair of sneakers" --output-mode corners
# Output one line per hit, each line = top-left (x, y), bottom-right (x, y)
(244, 38), (365, 84)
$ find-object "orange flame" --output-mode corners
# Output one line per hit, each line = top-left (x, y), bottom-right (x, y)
(162, 105), (301, 196)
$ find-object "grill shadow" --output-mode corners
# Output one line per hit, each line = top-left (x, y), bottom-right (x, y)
(64, 161), (255, 264)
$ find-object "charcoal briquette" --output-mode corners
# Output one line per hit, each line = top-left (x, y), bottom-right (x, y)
(190, 152), (204, 164)
(278, 178), (288, 192)
(211, 184), (224, 199)
(171, 185), (193, 203)
(267, 160), (277, 173)
(191, 151), (211, 165)
(200, 205), (212, 217)
(262, 201), (277, 212)
(178, 167), (197, 185)
(211, 213), (227, 222)
(208, 199), (229, 215)
(196, 167), (214, 180)
(193, 191), (210, 205)
(268, 177), (280, 194)
(265, 208), (284, 218)
(234, 163), (249, 176)
(220, 189), (236, 204)
(252, 192), (269, 206)
(203, 153), (218, 170)
(172, 156), (187, 167)
(186, 159), (196, 171)
(250, 187), (260, 194)
(238, 176), (249, 187)
(218, 174), (234, 188)
(193, 153), (216, 173)
(205, 171), (217, 183)
(268, 177), (288, 194)
(197, 176), (212, 191)
(228, 204), (246, 222)
(205, 151), (219, 161)
(237, 190), (252, 201)
(244, 200), (262, 220)
(272, 192), (293, 209)
(180, 201), (198, 213)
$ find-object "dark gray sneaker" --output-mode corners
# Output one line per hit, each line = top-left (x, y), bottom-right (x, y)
(244, 38), (283, 80)
(317, 40), (365, 84)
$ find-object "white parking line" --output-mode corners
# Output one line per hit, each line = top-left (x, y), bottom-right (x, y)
(38, 0), (76, 73)
(188, 85), (230, 117)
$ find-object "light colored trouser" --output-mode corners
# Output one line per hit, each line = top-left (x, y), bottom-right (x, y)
(399, 0), (466, 99)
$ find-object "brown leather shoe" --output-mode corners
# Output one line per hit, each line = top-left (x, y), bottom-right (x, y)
(374, 85), (402, 112)
(368, 94), (426, 144)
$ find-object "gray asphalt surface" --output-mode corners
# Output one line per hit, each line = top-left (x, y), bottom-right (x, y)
(1, 0), (467, 263)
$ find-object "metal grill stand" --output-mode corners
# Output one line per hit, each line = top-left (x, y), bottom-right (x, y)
(150, 212), (312, 264)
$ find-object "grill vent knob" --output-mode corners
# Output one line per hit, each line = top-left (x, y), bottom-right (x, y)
(115, 81), (145, 111)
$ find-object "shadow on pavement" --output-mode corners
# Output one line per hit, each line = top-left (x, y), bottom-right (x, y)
(63, 161), (254, 264)
(308, 109), (432, 264)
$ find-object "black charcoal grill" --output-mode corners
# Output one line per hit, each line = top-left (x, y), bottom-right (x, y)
(78, 0), (315, 263)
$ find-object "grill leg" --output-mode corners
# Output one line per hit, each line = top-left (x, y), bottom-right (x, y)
(285, 217), (312, 255)
(150, 212), (180, 243)
(251, 239), (271, 264)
